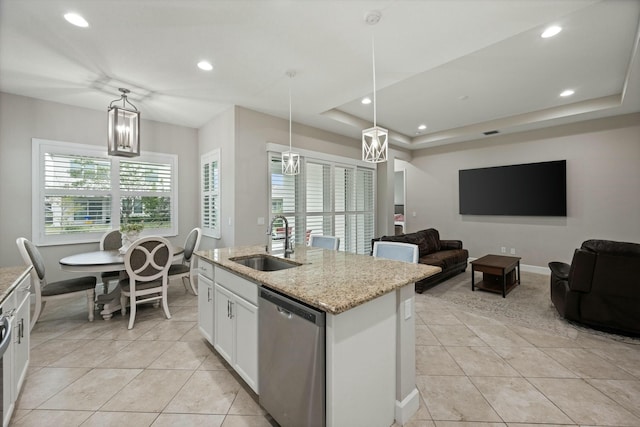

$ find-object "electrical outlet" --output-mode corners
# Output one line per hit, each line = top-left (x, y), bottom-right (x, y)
(510, 248), (516, 255)
(501, 246), (506, 253)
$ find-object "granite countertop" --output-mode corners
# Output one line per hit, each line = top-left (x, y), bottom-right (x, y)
(0, 265), (31, 306)
(195, 245), (440, 314)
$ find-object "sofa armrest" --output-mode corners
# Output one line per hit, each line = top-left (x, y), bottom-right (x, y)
(548, 261), (570, 280)
(440, 240), (463, 250)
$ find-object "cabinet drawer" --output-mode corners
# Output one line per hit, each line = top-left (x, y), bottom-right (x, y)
(197, 259), (214, 280)
(215, 267), (258, 305)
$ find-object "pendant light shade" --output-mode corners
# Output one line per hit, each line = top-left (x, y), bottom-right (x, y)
(108, 88), (140, 157)
(282, 71), (300, 175)
(362, 11), (388, 163)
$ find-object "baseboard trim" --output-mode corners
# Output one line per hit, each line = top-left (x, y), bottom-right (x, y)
(467, 258), (550, 275)
(395, 387), (420, 425)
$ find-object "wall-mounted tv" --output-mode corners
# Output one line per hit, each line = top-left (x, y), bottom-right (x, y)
(459, 160), (566, 216)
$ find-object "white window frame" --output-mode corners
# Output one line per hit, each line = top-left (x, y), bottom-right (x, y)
(32, 138), (178, 246)
(201, 149), (221, 239)
(267, 143), (376, 255)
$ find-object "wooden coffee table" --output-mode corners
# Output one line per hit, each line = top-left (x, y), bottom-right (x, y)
(471, 254), (521, 298)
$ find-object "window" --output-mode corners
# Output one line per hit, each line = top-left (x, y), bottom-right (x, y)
(33, 139), (178, 245)
(201, 149), (220, 238)
(268, 151), (375, 255)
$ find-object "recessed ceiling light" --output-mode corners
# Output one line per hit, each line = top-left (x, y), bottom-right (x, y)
(541, 25), (562, 38)
(64, 12), (89, 28)
(418, 124), (427, 130)
(197, 61), (213, 71)
(560, 89), (575, 97)
(361, 97), (372, 105)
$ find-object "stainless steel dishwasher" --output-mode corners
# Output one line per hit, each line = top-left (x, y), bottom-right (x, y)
(259, 287), (325, 427)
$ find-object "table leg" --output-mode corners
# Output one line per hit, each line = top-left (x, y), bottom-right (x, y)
(517, 261), (521, 285)
(471, 265), (475, 291)
(502, 269), (506, 298)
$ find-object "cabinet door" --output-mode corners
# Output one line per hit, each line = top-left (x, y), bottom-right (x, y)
(197, 274), (214, 344)
(233, 296), (258, 393)
(1, 294), (15, 427)
(214, 284), (234, 364)
(12, 292), (30, 397)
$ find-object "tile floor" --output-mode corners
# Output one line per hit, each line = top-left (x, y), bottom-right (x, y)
(10, 275), (640, 427)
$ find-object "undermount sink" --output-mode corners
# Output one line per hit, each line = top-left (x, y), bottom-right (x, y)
(229, 254), (301, 272)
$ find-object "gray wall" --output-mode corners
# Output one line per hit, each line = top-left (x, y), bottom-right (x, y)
(0, 92), (199, 281)
(404, 113), (640, 269)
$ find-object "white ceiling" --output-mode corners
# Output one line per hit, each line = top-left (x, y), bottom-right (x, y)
(1, 0), (639, 151)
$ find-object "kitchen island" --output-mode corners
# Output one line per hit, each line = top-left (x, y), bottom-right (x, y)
(195, 245), (440, 427)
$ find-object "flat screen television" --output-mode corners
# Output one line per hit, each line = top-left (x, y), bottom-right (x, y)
(459, 160), (566, 216)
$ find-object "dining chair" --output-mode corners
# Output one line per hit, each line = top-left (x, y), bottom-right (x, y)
(372, 241), (419, 264)
(16, 237), (96, 331)
(99, 229), (122, 293)
(309, 235), (340, 251)
(119, 236), (173, 329)
(168, 227), (202, 295)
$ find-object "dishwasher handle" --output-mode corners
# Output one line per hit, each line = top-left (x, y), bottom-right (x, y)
(259, 288), (325, 326)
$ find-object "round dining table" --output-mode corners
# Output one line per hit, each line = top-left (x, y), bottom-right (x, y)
(60, 247), (183, 320)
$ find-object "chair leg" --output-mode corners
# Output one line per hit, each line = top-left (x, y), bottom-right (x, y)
(120, 293), (127, 316)
(31, 297), (43, 332)
(182, 276), (198, 296)
(87, 289), (95, 322)
(162, 294), (171, 320)
(127, 298), (137, 330)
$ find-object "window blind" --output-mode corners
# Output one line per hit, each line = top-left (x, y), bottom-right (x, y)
(201, 149), (220, 238)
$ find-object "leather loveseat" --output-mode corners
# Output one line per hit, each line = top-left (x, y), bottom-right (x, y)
(549, 239), (640, 336)
(372, 228), (469, 293)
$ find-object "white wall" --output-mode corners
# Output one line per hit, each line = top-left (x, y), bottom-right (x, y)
(198, 107), (236, 249)
(405, 113), (640, 268)
(0, 92), (199, 281)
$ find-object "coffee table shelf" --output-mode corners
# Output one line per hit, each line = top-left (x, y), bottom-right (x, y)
(471, 254), (521, 298)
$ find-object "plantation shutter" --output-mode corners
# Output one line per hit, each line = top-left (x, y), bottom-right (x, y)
(201, 149), (220, 238)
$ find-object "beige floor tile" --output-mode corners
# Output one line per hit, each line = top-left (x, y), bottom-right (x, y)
(529, 377), (640, 426)
(95, 318), (161, 341)
(492, 347), (577, 378)
(164, 370), (242, 414)
(428, 324), (487, 346)
(56, 320), (128, 340)
(101, 369), (193, 412)
(541, 347), (632, 379)
(411, 392), (433, 420)
(467, 325), (532, 348)
(503, 424), (573, 427)
(138, 320), (196, 341)
(446, 346), (519, 377)
(80, 411), (159, 426)
(10, 409), (93, 426)
(449, 309), (504, 326)
(167, 306), (198, 322)
(220, 415), (275, 427)
(151, 413), (225, 426)
(228, 388), (265, 415)
(586, 379), (640, 418)
(507, 324), (581, 348)
(416, 346), (464, 376)
(434, 422), (506, 427)
(28, 338), (88, 367)
(416, 309), (463, 325)
(49, 339), (133, 368)
(168, 292), (199, 308)
(39, 368), (142, 411)
(393, 420), (436, 427)
(471, 377), (572, 424)
(199, 351), (232, 371)
(180, 325), (208, 342)
(148, 340), (213, 370)
(9, 408), (31, 424)
(416, 324), (440, 345)
(416, 375), (502, 422)
(589, 346), (640, 379)
(99, 340), (173, 368)
(16, 367), (91, 409)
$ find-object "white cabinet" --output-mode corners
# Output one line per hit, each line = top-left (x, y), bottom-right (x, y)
(196, 258), (215, 345)
(2, 268), (30, 427)
(213, 267), (258, 393)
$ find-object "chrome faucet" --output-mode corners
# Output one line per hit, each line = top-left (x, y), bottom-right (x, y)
(267, 215), (293, 258)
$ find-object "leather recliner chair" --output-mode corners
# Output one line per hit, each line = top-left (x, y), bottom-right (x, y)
(548, 239), (640, 336)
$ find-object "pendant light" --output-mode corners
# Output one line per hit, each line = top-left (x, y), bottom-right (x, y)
(362, 11), (388, 163)
(108, 88), (140, 157)
(282, 71), (300, 175)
